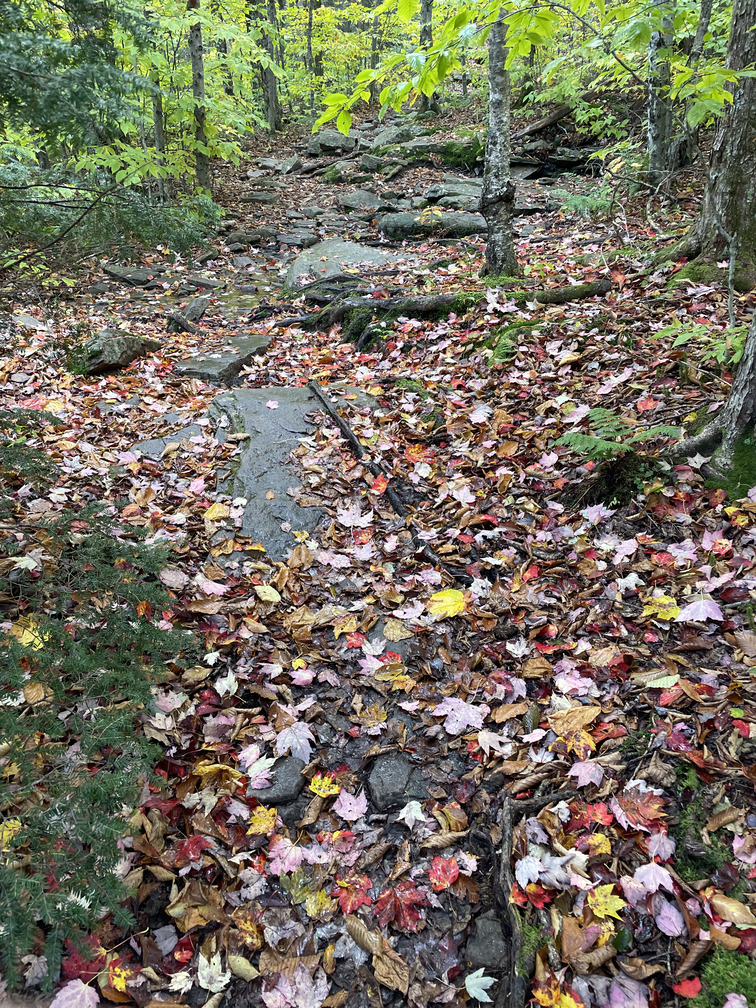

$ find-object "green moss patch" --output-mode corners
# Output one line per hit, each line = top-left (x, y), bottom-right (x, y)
(707, 430), (756, 500)
(691, 947), (756, 1008)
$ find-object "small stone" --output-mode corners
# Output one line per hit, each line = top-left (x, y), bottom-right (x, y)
(338, 189), (381, 212)
(102, 264), (161, 286)
(173, 334), (272, 383)
(241, 191), (280, 204)
(277, 231), (318, 248)
(247, 756), (306, 804)
(367, 753), (429, 810)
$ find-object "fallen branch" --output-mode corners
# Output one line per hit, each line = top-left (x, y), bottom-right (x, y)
(513, 85), (606, 139)
(307, 380), (470, 584)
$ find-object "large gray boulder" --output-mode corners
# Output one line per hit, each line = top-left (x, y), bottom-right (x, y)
(378, 211), (487, 240)
(306, 128), (357, 156)
(285, 238), (397, 288)
(209, 387), (325, 559)
(173, 334), (272, 384)
(338, 189), (382, 212)
(369, 123), (425, 150)
(83, 330), (160, 375)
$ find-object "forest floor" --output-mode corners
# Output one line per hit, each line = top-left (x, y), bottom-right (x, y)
(4, 116), (756, 1008)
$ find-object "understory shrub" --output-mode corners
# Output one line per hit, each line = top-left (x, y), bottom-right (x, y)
(0, 409), (197, 987)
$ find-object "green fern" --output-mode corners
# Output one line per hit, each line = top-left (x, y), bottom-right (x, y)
(557, 407), (678, 461)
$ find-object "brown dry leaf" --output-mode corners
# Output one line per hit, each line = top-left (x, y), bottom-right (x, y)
(258, 950), (320, 976)
(372, 939), (409, 995)
(523, 655), (553, 678)
(675, 939), (714, 978)
(560, 917), (585, 962)
(165, 879), (228, 932)
(618, 957), (664, 980)
(323, 991), (350, 1008)
(710, 925), (742, 950)
(383, 617), (414, 642)
(708, 893), (756, 925)
(643, 752), (677, 787)
(732, 630), (756, 656)
(570, 944), (616, 975)
(706, 807), (742, 832)
(491, 701), (530, 724)
(345, 914), (381, 956)
(419, 829), (468, 851)
(548, 706), (602, 735)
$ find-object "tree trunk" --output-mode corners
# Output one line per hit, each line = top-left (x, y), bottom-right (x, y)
(260, 0), (282, 130)
(418, 0), (439, 113)
(187, 0), (211, 192)
(480, 19), (518, 278)
(151, 76), (168, 202)
(668, 0), (713, 169)
(646, 0), (673, 190)
(671, 0), (756, 288)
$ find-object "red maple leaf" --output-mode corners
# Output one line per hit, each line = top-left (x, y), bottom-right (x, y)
(333, 873), (372, 913)
(62, 936), (107, 982)
(672, 977), (702, 998)
(612, 785), (666, 830)
(174, 835), (213, 865)
(429, 855), (459, 891)
(374, 880), (427, 931)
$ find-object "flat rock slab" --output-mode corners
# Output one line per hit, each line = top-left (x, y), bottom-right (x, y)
(247, 756), (306, 804)
(379, 210), (487, 240)
(83, 330), (160, 375)
(173, 334), (272, 383)
(285, 238), (397, 288)
(132, 424), (203, 459)
(209, 387), (325, 559)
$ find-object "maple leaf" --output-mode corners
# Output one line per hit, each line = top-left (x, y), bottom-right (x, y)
(429, 855), (459, 891)
(611, 783), (666, 831)
(336, 501), (373, 528)
(567, 761), (604, 786)
(672, 977), (702, 998)
(433, 696), (489, 734)
(246, 805), (278, 835)
(274, 720), (315, 762)
(267, 835), (304, 875)
(587, 884), (626, 921)
(49, 980), (100, 1008)
(197, 951), (231, 992)
(641, 594), (680, 621)
(465, 968), (497, 1002)
(634, 862), (673, 893)
(374, 880), (426, 931)
(309, 772), (340, 797)
(333, 873), (372, 913)
(332, 789), (368, 821)
(676, 596), (723, 622)
(427, 588), (467, 618)
(238, 744), (276, 788)
(396, 800), (428, 829)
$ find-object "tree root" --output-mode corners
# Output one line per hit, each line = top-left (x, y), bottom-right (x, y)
(533, 277), (612, 304)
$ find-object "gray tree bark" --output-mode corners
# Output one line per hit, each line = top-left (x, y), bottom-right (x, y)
(480, 19), (518, 277)
(151, 76), (168, 201)
(187, 0), (211, 191)
(261, 0), (283, 130)
(646, 0), (673, 190)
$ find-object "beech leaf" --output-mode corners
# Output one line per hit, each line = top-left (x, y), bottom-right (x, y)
(49, 980), (100, 1008)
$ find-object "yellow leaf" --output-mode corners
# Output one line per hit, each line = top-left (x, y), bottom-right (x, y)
(9, 616), (48, 650)
(641, 594), (680, 621)
(304, 888), (334, 918)
(428, 589), (467, 619)
(0, 818), (22, 851)
(292, 658), (308, 669)
(193, 761), (243, 783)
(109, 965), (130, 993)
(332, 615), (358, 639)
(246, 806), (278, 835)
(383, 617), (413, 642)
(309, 773), (340, 797)
(587, 884), (626, 921)
(204, 502), (230, 522)
(227, 954), (259, 981)
(254, 584), (281, 603)
(587, 833), (612, 856)
(708, 892), (756, 925)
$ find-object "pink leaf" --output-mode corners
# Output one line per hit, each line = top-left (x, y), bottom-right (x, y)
(676, 597), (723, 622)
(332, 789), (368, 822)
(634, 862), (674, 893)
(266, 400), (279, 409)
(567, 761), (605, 786)
(50, 980), (100, 1008)
(432, 697), (489, 734)
(268, 835), (304, 876)
(274, 721), (315, 762)
(655, 898), (686, 936)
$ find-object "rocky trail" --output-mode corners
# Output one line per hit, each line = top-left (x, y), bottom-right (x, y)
(4, 115), (756, 1008)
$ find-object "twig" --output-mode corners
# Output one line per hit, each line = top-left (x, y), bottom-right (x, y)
(307, 380), (471, 584)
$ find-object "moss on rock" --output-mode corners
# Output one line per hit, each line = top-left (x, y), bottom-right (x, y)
(706, 429), (756, 500)
(667, 259), (756, 292)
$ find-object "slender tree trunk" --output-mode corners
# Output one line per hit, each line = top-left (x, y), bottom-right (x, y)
(151, 82), (168, 202)
(480, 19), (518, 278)
(671, 0), (756, 288)
(418, 0), (439, 113)
(187, 0), (211, 191)
(306, 0), (315, 109)
(669, 0), (713, 169)
(647, 0), (673, 190)
(259, 0), (282, 130)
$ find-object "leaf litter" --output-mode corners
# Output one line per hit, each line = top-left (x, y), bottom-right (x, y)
(2, 154), (756, 1008)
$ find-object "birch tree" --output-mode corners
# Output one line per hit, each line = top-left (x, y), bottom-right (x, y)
(187, 0), (211, 191)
